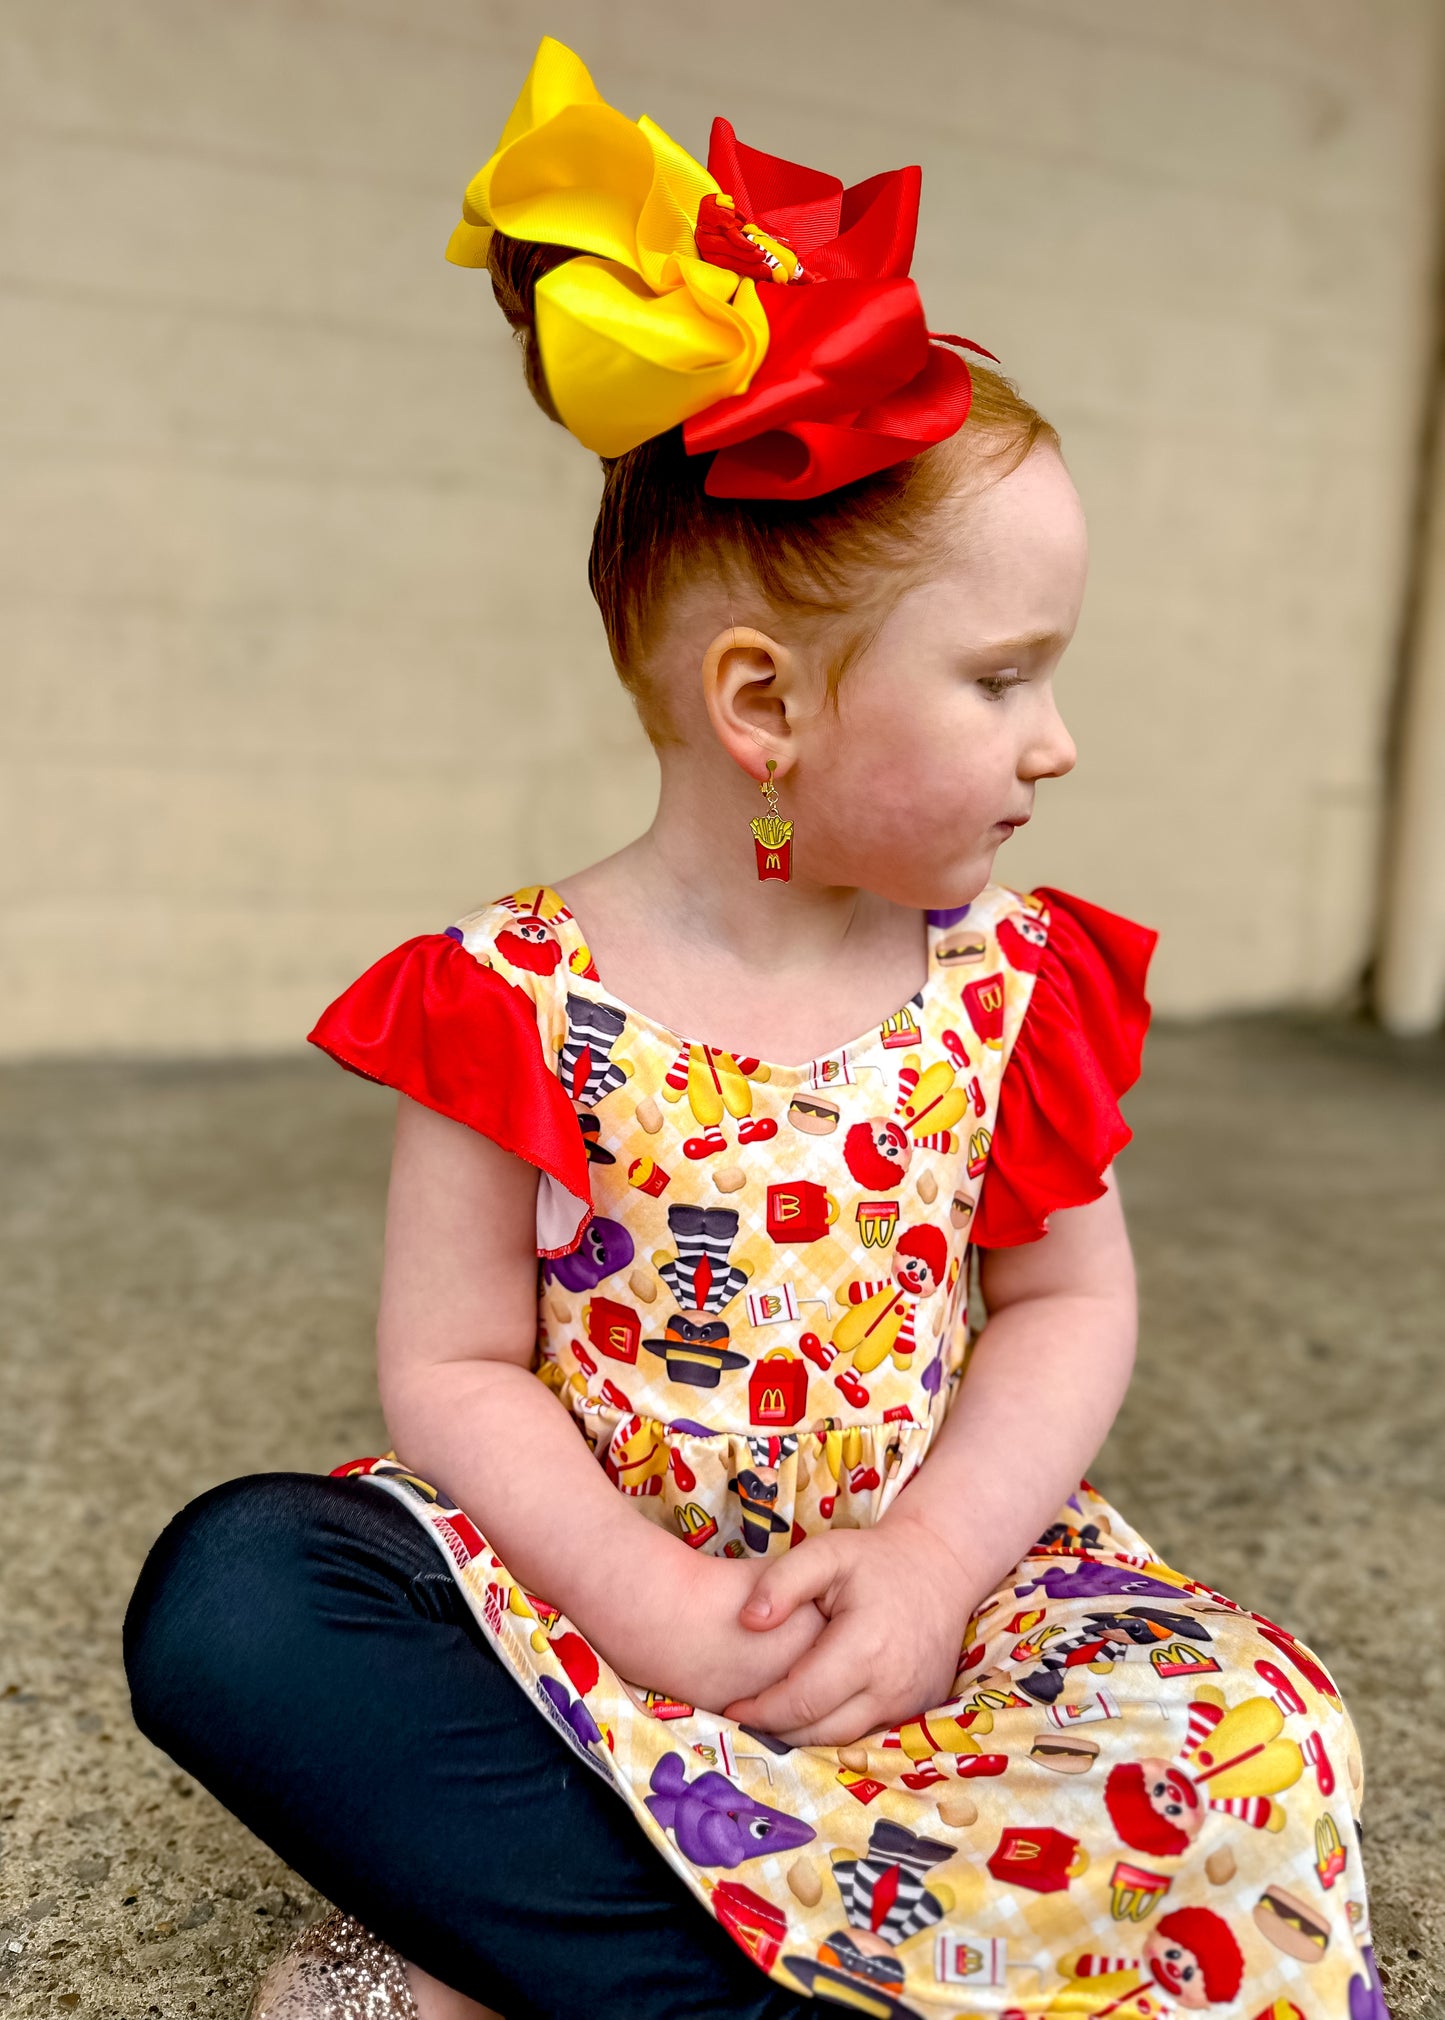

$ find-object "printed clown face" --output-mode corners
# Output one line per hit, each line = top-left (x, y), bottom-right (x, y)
(1138, 1756), (1203, 1842)
(893, 1240), (945, 1297)
(1145, 1929), (1211, 2009)
(495, 917), (562, 974)
(998, 912), (1048, 974)
(844, 1117), (912, 1190)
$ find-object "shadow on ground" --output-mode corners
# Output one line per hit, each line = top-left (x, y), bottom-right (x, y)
(1, 1018), (1442, 2018)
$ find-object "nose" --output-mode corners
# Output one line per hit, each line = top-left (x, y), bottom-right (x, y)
(1022, 687), (1076, 782)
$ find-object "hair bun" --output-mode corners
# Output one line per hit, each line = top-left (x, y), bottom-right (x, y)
(486, 232), (574, 429)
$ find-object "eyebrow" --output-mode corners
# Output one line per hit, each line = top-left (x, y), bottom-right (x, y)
(970, 628), (1068, 659)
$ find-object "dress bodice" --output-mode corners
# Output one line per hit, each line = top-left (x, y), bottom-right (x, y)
(445, 884), (1047, 1556)
(309, 878), (1154, 1561)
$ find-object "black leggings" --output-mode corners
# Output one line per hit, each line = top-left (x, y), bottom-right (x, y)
(123, 1473), (814, 2019)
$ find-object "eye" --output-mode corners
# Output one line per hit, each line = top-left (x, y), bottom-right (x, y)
(977, 670), (1027, 700)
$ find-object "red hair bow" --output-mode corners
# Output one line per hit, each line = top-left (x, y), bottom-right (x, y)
(684, 121), (995, 499)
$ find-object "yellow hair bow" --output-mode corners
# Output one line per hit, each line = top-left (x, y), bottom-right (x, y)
(447, 37), (768, 457)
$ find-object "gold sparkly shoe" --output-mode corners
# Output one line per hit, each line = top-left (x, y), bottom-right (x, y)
(249, 1908), (419, 2018)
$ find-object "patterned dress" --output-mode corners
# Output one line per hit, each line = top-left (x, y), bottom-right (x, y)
(309, 882), (1385, 2019)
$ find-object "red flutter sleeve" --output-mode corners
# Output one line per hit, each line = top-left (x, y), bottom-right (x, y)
(972, 888), (1157, 1248)
(306, 932), (592, 1258)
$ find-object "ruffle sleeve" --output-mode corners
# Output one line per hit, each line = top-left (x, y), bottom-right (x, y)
(306, 932), (593, 1258)
(972, 887), (1157, 1247)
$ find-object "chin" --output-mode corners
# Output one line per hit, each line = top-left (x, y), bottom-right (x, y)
(916, 850), (1001, 914)
(819, 843), (1000, 914)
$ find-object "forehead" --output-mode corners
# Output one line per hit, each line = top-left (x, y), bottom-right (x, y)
(933, 442), (1088, 640)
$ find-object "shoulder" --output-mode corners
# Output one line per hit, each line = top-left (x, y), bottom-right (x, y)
(305, 883), (596, 1257)
(970, 885), (1158, 1248)
(938, 881), (1153, 973)
(945, 882), (1155, 1023)
(449, 885), (592, 972)
(304, 890), (570, 1091)
(1016, 885), (1157, 1076)
(449, 884), (599, 994)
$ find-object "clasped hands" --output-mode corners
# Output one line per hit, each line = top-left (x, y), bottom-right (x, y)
(680, 1512), (985, 1749)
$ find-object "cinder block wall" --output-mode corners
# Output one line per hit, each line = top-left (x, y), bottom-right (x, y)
(3, 0), (1442, 1051)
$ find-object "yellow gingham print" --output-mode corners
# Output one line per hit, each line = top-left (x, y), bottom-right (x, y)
(335, 883), (1383, 2018)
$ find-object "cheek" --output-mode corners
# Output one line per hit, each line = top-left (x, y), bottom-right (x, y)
(796, 678), (1024, 904)
(809, 694), (1005, 846)
(801, 709), (912, 846)
(910, 738), (997, 812)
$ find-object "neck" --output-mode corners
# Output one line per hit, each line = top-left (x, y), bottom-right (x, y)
(628, 764), (878, 978)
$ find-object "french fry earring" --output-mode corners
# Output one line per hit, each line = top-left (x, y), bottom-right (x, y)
(750, 760), (794, 882)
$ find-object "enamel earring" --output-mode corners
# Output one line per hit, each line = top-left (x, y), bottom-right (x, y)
(750, 760), (793, 881)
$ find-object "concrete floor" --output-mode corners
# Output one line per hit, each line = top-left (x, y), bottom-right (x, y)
(1, 1019), (1442, 2019)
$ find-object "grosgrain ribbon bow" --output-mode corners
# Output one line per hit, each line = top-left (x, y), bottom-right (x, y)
(447, 37), (994, 499)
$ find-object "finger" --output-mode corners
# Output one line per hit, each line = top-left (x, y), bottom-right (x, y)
(738, 1538), (837, 1630)
(725, 1612), (873, 1731)
(775, 1689), (882, 1750)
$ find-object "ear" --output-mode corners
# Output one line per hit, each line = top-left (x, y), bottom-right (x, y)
(700, 627), (812, 783)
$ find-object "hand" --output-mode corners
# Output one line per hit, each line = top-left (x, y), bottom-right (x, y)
(626, 1550), (827, 1717)
(721, 1513), (982, 1747)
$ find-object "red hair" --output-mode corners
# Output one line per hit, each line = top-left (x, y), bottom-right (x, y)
(843, 1119), (908, 1193)
(894, 1222), (948, 1285)
(486, 232), (1058, 741)
(1103, 1762), (1190, 1858)
(1154, 1908), (1244, 2005)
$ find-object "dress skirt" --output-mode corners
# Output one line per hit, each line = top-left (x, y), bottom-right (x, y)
(337, 1457), (1384, 2020)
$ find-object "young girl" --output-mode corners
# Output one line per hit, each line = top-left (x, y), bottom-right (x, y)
(124, 38), (1387, 2020)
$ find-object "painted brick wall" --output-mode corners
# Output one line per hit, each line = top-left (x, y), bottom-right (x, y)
(3, 0), (1441, 1050)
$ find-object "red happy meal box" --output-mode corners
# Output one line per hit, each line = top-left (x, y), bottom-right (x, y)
(986, 1826), (1087, 1894)
(584, 1296), (641, 1364)
(748, 1348), (807, 1427)
(713, 1882), (787, 1973)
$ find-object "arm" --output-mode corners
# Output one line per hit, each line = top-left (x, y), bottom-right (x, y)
(376, 1095), (822, 1707)
(724, 1177), (1137, 1744)
(885, 1169), (1137, 1597)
